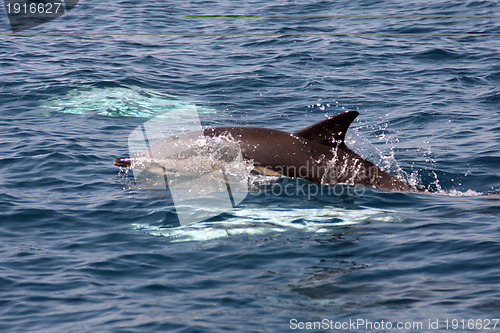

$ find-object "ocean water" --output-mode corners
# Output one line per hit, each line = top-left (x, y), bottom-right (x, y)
(1, 0), (500, 332)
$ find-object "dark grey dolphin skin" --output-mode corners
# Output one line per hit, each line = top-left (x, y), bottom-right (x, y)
(203, 111), (420, 192)
(115, 110), (423, 192)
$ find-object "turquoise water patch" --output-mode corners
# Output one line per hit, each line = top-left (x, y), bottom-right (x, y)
(41, 86), (216, 118)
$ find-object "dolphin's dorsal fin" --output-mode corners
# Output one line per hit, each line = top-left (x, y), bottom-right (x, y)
(293, 110), (359, 146)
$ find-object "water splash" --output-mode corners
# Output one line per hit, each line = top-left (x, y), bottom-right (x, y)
(306, 100), (444, 192)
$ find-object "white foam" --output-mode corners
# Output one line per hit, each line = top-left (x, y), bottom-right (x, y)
(436, 189), (483, 197)
(132, 206), (405, 242)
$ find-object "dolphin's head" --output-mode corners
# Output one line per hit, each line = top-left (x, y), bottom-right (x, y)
(114, 156), (132, 167)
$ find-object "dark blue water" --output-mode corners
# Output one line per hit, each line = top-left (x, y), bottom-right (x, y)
(1, 1), (500, 332)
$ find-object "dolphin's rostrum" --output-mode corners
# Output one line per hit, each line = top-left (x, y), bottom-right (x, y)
(115, 110), (425, 192)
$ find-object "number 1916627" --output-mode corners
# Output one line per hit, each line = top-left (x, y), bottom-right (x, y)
(6, 2), (62, 14)
(445, 319), (499, 330)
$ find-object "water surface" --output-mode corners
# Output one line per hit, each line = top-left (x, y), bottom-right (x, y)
(1, 0), (500, 331)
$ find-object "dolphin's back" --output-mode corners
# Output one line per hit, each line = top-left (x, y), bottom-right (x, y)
(115, 111), (421, 192)
(204, 120), (419, 192)
(204, 127), (330, 181)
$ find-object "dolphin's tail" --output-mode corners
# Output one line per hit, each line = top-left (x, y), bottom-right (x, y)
(114, 156), (132, 167)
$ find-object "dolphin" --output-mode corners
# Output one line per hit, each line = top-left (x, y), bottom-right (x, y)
(115, 110), (424, 192)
